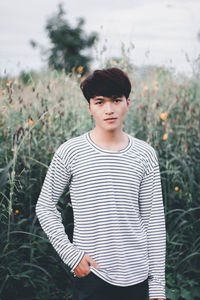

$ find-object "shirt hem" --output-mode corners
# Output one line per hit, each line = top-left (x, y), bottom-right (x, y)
(89, 267), (149, 287)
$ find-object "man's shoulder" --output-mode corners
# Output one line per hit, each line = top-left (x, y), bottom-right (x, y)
(131, 135), (158, 166)
(132, 135), (156, 154)
(55, 132), (86, 158)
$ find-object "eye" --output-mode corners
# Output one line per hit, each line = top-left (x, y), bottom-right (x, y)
(114, 99), (121, 102)
(95, 101), (102, 104)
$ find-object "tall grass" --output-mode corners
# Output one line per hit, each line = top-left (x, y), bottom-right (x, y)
(0, 57), (200, 299)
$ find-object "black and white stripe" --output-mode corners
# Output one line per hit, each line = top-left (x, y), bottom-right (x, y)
(36, 131), (166, 299)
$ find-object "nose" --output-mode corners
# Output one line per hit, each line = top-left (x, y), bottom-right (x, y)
(104, 102), (114, 114)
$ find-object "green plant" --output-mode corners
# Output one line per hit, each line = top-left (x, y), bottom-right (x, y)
(0, 58), (199, 299)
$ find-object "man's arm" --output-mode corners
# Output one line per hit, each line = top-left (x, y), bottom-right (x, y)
(139, 154), (166, 299)
(35, 152), (85, 273)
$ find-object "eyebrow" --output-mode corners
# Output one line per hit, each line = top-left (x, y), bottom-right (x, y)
(93, 96), (122, 101)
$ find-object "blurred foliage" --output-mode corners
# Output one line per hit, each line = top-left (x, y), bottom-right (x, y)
(0, 53), (200, 299)
(30, 3), (98, 76)
(19, 71), (38, 86)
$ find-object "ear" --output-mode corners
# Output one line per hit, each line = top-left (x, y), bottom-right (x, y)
(88, 102), (91, 114)
(126, 98), (130, 109)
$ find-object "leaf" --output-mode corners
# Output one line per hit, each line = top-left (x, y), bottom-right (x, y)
(10, 230), (48, 240)
(0, 160), (14, 190)
(23, 263), (52, 278)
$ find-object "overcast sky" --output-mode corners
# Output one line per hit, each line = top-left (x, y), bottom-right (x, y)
(0, 0), (200, 76)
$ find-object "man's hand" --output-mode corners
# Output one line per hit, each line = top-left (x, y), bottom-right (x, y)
(74, 253), (99, 278)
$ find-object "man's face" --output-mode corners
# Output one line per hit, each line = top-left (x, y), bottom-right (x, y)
(88, 95), (130, 132)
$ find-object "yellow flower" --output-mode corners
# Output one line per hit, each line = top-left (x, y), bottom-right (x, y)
(174, 186), (179, 191)
(154, 86), (159, 91)
(28, 119), (34, 125)
(6, 80), (12, 87)
(77, 66), (83, 74)
(2, 106), (6, 110)
(110, 59), (117, 65)
(143, 85), (148, 91)
(15, 209), (19, 214)
(163, 133), (168, 140)
(154, 80), (158, 85)
(9, 104), (14, 108)
(160, 112), (168, 121)
(1, 89), (5, 96)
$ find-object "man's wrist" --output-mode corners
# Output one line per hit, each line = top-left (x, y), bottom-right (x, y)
(70, 251), (85, 275)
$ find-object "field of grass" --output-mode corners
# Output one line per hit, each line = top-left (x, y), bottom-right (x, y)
(0, 59), (200, 300)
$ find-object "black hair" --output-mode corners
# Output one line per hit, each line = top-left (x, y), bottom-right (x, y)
(80, 67), (131, 103)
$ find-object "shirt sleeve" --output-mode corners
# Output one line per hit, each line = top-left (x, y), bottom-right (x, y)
(35, 152), (85, 273)
(139, 158), (166, 299)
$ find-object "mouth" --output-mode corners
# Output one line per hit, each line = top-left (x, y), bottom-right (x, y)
(104, 118), (117, 121)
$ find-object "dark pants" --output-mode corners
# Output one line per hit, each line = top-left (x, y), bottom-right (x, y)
(72, 272), (148, 300)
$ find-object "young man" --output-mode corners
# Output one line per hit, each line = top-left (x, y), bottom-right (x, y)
(36, 68), (166, 300)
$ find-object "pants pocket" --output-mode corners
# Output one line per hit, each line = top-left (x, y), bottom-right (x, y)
(75, 271), (92, 280)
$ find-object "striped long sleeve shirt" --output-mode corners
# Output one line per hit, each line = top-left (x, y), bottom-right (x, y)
(35, 131), (166, 299)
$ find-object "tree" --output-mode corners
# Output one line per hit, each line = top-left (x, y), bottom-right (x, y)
(30, 3), (98, 75)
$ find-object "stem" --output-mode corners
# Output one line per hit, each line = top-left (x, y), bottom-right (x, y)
(7, 144), (17, 244)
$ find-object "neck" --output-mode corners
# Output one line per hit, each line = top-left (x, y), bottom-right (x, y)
(90, 127), (127, 146)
